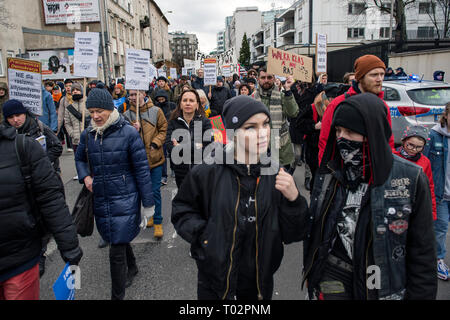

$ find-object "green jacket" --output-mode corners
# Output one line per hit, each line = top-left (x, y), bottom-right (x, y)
(259, 89), (299, 166)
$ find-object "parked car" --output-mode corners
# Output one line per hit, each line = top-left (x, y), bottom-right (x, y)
(382, 79), (450, 145)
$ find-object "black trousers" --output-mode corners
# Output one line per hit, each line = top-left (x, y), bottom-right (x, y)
(109, 243), (136, 300)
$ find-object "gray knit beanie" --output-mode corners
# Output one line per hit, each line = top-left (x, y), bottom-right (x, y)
(86, 88), (115, 110)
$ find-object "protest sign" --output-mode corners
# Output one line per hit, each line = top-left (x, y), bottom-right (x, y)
(73, 32), (99, 78)
(203, 58), (217, 86)
(42, 0), (100, 24)
(182, 68), (187, 76)
(149, 64), (158, 81)
(222, 65), (231, 77)
(267, 47), (313, 83)
(53, 263), (76, 300)
(316, 33), (327, 74)
(158, 69), (167, 79)
(170, 68), (177, 79)
(209, 116), (227, 144)
(7, 58), (43, 116)
(195, 48), (238, 77)
(125, 49), (150, 91)
(28, 49), (75, 80)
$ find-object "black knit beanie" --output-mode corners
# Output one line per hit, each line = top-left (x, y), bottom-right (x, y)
(333, 101), (367, 136)
(222, 95), (271, 130)
(86, 88), (115, 110)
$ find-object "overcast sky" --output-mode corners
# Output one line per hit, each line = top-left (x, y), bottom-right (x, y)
(157, 0), (294, 53)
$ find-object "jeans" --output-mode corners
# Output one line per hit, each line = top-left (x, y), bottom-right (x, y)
(162, 145), (168, 179)
(150, 165), (163, 225)
(435, 200), (450, 259)
(109, 243), (136, 300)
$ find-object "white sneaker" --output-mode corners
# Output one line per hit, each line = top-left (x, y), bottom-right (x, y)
(67, 148), (74, 152)
(73, 175), (78, 180)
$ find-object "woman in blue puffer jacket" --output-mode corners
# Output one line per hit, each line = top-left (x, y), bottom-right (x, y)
(75, 88), (154, 300)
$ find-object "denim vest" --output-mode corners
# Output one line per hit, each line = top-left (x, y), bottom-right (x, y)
(424, 129), (448, 202)
(370, 155), (421, 299)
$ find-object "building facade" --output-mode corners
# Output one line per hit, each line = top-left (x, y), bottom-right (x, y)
(0, 0), (171, 82)
(168, 32), (199, 68)
(226, 7), (262, 58)
(217, 31), (225, 54)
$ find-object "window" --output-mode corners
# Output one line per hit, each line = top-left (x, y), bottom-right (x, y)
(380, 27), (390, 38)
(407, 88), (450, 106)
(298, 32), (303, 43)
(298, 8), (303, 20)
(382, 87), (401, 101)
(419, 2), (435, 14)
(417, 26), (435, 38)
(348, 3), (366, 14)
(0, 51), (4, 77)
(110, 17), (116, 37)
(347, 28), (365, 38)
(7, 50), (14, 57)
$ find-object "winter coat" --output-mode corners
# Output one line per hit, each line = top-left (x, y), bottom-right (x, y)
(303, 93), (436, 300)
(75, 115), (154, 244)
(0, 125), (81, 280)
(290, 87), (317, 145)
(172, 154), (309, 299)
(64, 97), (87, 145)
(318, 83), (395, 165)
(123, 100), (168, 169)
(296, 104), (321, 176)
(57, 95), (69, 134)
(393, 149), (437, 220)
(165, 115), (214, 187)
(151, 87), (173, 104)
(192, 77), (208, 97)
(39, 87), (58, 132)
(4, 113), (62, 173)
(210, 86), (232, 117)
(154, 90), (176, 121)
(0, 82), (9, 124)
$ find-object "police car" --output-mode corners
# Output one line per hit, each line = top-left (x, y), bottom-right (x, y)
(382, 77), (450, 145)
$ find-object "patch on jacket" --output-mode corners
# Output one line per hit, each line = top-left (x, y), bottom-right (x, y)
(388, 219), (408, 235)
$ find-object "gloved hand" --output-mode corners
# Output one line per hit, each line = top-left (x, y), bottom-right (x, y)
(140, 206), (155, 229)
(61, 246), (83, 266)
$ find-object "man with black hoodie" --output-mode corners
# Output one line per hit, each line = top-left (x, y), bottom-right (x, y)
(208, 76), (232, 117)
(303, 93), (436, 300)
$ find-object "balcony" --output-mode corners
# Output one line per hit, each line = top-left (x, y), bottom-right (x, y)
(278, 7), (295, 20)
(279, 23), (295, 37)
(253, 39), (264, 49)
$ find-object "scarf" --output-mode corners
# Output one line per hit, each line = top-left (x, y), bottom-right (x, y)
(90, 109), (120, 140)
(337, 137), (370, 190)
(254, 86), (283, 130)
(52, 92), (62, 103)
(398, 146), (421, 162)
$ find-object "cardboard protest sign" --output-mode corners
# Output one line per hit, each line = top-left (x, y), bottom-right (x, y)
(7, 58), (43, 116)
(267, 47), (313, 83)
(316, 33), (327, 74)
(209, 115), (227, 144)
(125, 49), (150, 91)
(73, 32), (99, 78)
(203, 58), (217, 86)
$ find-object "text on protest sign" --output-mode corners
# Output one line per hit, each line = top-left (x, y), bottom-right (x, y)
(149, 64), (158, 81)
(170, 68), (177, 79)
(158, 69), (167, 79)
(316, 33), (327, 74)
(7, 58), (43, 116)
(195, 48), (238, 77)
(74, 32), (99, 78)
(267, 47), (313, 83)
(182, 68), (188, 76)
(203, 58), (217, 86)
(125, 49), (150, 91)
(209, 116), (227, 144)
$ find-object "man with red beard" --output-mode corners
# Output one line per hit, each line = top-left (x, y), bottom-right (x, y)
(318, 55), (395, 165)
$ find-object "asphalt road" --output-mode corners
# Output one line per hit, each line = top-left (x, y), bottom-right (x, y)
(39, 148), (450, 300)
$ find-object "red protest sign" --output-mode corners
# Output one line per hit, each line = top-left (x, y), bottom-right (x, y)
(209, 115), (227, 144)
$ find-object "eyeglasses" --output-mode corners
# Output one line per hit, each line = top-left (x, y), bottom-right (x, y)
(405, 142), (424, 152)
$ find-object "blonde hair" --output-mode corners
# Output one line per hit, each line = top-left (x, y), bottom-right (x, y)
(196, 89), (209, 106)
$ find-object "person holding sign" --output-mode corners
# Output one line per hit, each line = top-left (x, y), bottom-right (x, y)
(171, 95), (309, 300)
(254, 67), (299, 173)
(123, 90), (168, 239)
(75, 88), (155, 300)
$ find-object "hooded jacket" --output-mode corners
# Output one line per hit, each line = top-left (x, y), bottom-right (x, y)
(210, 86), (233, 117)
(123, 99), (168, 169)
(0, 125), (81, 280)
(303, 93), (436, 300)
(4, 112), (62, 172)
(318, 83), (395, 165)
(0, 82), (9, 124)
(39, 87), (58, 132)
(172, 150), (309, 300)
(154, 90), (176, 121)
(75, 113), (154, 244)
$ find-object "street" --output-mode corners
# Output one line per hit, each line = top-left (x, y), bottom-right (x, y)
(39, 147), (450, 300)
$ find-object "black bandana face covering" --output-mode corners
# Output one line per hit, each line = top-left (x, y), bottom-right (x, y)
(337, 137), (369, 190)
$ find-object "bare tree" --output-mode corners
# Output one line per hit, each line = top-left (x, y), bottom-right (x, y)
(425, 0), (450, 38)
(0, 0), (15, 29)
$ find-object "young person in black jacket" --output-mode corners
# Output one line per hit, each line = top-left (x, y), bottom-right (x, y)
(172, 95), (309, 300)
(303, 93), (436, 300)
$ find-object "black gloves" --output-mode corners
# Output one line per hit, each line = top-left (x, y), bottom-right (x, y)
(61, 246), (83, 266)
